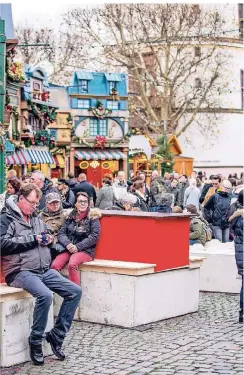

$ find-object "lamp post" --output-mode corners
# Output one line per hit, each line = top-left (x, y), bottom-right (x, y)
(0, 19), (6, 193)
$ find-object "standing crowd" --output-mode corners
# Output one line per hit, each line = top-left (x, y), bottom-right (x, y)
(0, 167), (243, 366)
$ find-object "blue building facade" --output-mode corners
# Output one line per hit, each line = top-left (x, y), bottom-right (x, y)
(66, 71), (129, 186)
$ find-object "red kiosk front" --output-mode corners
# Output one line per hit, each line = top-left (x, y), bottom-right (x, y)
(95, 211), (191, 272)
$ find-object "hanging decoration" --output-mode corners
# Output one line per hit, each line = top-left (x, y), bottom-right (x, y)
(90, 160), (100, 169)
(6, 49), (25, 83)
(12, 130), (20, 141)
(34, 130), (56, 149)
(110, 88), (120, 101)
(79, 161), (89, 169)
(89, 100), (112, 119)
(27, 100), (57, 124)
(93, 135), (106, 149)
(23, 137), (35, 148)
(101, 161), (111, 169)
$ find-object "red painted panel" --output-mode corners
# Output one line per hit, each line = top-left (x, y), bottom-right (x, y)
(95, 213), (190, 272)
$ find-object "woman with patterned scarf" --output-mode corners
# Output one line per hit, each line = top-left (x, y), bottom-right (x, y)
(51, 192), (101, 285)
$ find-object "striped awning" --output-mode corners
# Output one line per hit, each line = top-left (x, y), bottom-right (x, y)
(74, 150), (126, 161)
(53, 154), (65, 168)
(6, 150), (31, 165)
(27, 149), (55, 164)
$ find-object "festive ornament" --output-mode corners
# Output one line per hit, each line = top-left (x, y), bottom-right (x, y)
(79, 161), (89, 169)
(93, 135), (106, 149)
(90, 160), (100, 169)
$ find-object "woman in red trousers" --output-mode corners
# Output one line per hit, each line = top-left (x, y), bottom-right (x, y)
(51, 192), (101, 285)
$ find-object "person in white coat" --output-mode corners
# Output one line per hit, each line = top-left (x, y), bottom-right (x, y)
(184, 178), (201, 212)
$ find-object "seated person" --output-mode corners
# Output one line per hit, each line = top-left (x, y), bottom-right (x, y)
(52, 192), (101, 285)
(39, 192), (67, 260)
(184, 204), (206, 246)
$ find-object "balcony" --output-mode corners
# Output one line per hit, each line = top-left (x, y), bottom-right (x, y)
(32, 90), (51, 102)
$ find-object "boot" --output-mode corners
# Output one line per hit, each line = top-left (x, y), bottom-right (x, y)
(46, 332), (65, 360)
(239, 310), (243, 323)
(28, 338), (44, 366)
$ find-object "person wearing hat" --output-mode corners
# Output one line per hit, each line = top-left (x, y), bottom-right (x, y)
(39, 193), (67, 260)
(204, 180), (232, 243)
(57, 178), (75, 209)
(52, 192), (101, 285)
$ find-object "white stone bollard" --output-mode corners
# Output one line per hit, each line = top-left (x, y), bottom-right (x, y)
(190, 240), (241, 294)
(0, 286), (53, 367)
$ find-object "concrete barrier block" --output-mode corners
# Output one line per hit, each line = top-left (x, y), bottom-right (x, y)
(74, 267), (200, 328)
(191, 241), (241, 293)
(0, 296), (53, 367)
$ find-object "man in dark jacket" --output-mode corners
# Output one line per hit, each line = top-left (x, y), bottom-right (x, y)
(199, 175), (221, 204)
(74, 173), (97, 205)
(0, 184), (81, 366)
(166, 179), (180, 206)
(149, 170), (167, 211)
(66, 172), (78, 192)
(178, 175), (189, 208)
(30, 171), (58, 211)
(229, 190), (243, 323)
(204, 180), (232, 243)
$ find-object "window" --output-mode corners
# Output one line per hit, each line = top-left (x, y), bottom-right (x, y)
(28, 114), (43, 132)
(195, 46), (201, 57)
(99, 119), (107, 136)
(33, 81), (41, 91)
(109, 81), (117, 92)
(81, 80), (88, 93)
(107, 100), (119, 110)
(239, 4), (243, 39)
(89, 119), (108, 136)
(241, 70), (244, 109)
(89, 119), (98, 136)
(77, 99), (90, 109)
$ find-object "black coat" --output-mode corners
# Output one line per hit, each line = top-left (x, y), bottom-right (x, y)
(229, 209), (243, 275)
(203, 191), (231, 229)
(199, 183), (212, 204)
(74, 181), (97, 204)
(61, 188), (75, 209)
(58, 208), (101, 258)
(67, 178), (78, 192)
(133, 192), (149, 212)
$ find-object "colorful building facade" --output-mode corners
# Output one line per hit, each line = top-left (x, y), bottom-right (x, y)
(67, 71), (129, 187)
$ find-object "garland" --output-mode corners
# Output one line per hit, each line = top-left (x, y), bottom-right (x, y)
(89, 100), (112, 119)
(34, 130), (56, 149)
(6, 49), (25, 83)
(27, 99), (57, 124)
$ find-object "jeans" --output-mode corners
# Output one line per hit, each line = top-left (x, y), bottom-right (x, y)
(51, 251), (92, 285)
(190, 239), (198, 245)
(151, 206), (159, 212)
(10, 269), (82, 345)
(212, 226), (230, 243)
(240, 276), (243, 311)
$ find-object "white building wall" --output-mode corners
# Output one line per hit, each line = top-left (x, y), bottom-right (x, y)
(178, 3), (244, 175)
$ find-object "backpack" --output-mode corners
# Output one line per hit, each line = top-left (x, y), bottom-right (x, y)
(199, 217), (212, 241)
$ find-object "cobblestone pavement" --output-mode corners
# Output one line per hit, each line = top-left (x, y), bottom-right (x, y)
(3, 293), (243, 375)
